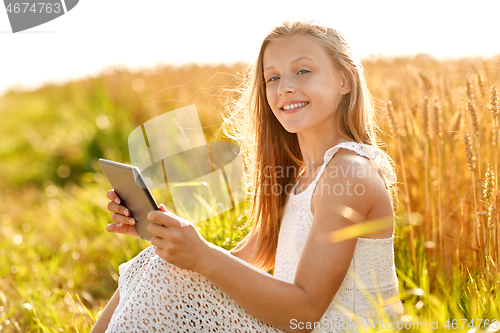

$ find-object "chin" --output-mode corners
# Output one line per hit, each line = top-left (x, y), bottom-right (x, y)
(281, 118), (309, 132)
(280, 124), (303, 134)
(276, 117), (310, 133)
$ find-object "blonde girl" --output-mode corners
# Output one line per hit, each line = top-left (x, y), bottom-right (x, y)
(92, 18), (404, 333)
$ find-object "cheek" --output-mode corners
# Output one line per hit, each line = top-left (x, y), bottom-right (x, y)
(266, 88), (277, 110)
(269, 105), (280, 120)
(313, 85), (335, 107)
(265, 86), (274, 101)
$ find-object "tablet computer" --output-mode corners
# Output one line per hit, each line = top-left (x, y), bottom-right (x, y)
(98, 158), (159, 241)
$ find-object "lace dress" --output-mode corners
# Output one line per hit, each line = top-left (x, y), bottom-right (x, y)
(104, 141), (404, 333)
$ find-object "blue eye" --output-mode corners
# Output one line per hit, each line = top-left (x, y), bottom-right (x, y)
(298, 70), (310, 75)
(267, 76), (279, 82)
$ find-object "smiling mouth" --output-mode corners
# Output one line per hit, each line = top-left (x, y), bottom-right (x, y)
(281, 102), (309, 111)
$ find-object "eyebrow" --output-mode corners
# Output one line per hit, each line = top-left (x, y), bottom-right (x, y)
(263, 55), (315, 72)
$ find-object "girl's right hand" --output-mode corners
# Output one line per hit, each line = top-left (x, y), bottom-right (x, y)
(106, 189), (140, 238)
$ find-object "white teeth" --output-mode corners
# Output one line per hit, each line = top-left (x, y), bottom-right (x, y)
(283, 102), (308, 111)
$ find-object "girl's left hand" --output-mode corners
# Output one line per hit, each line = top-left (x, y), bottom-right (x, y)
(147, 204), (213, 273)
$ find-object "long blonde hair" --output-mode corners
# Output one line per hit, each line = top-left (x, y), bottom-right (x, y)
(220, 19), (398, 272)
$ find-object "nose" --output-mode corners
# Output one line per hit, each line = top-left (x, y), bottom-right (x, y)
(277, 75), (296, 96)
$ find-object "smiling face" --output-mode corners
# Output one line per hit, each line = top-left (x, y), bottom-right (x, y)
(263, 34), (351, 134)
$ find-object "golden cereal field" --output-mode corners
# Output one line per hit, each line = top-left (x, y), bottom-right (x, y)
(0, 56), (499, 332)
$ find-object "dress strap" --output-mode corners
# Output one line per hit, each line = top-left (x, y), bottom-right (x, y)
(293, 142), (397, 196)
(316, 141), (397, 187)
(297, 141), (351, 193)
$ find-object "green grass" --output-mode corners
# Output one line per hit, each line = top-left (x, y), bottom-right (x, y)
(1, 60), (499, 332)
(0, 180), (252, 332)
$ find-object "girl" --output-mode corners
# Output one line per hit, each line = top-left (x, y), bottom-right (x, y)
(92, 19), (404, 333)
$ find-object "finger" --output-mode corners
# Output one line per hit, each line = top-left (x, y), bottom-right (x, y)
(159, 203), (168, 212)
(147, 222), (169, 237)
(112, 212), (135, 225)
(106, 222), (122, 232)
(106, 189), (121, 204)
(151, 236), (163, 248)
(107, 201), (130, 216)
(154, 244), (168, 261)
(147, 210), (178, 227)
(159, 204), (176, 217)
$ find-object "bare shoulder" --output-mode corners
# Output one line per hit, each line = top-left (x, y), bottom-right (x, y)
(293, 149), (394, 319)
(311, 148), (394, 238)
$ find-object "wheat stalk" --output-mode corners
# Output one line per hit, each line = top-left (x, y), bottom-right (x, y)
(484, 164), (495, 262)
(404, 106), (418, 140)
(491, 84), (500, 120)
(466, 78), (475, 102)
(477, 71), (486, 99)
(432, 96), (443, 140)
(449, 110), (462, 140)
(489, 204), (499, 265)
(451, 104), (466, 142)
(467, 98), (481, 177)
(422, 95), (431, 140)
(422, 94), (434, 253)
(488, 86), (500, 267)
(491, 204), (499, 230)
(444, 79), (455, 116)
(419, 72), (433, 94)
(463, 130), (476, 171)
(386, 101), (400, 140)
(484, 163), (495, 202)
(486, 202), (498, 287)
(490, 85), (499, 214)
(463, 129), (481, 274)
(467, 99), (479, 142)
(431, 95), (444, 264)
(387, 100), (418, 271)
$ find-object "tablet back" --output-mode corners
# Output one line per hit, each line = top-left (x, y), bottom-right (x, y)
(98, 158), (159, 241)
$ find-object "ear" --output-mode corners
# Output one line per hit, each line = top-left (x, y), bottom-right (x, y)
(339, 70), (352, 95)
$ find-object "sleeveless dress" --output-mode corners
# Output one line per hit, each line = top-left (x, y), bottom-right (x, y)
(104, 141), (404, 333)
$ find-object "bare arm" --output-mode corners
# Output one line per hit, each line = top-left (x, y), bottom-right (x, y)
(197, 156), (386, 333)
(203, 245), (312, 332)
(90, 288), (120, 333)
(230, 230), (259, 264)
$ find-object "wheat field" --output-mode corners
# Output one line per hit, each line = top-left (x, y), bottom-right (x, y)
(0, 56), (499, 332)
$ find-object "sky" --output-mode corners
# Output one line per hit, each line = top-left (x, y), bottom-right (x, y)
(1, 0), (499, 96)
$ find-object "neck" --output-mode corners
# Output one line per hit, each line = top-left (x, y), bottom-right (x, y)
(297, 130), (352, 179)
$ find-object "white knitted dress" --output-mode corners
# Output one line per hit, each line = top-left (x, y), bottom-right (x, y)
(104, 142), (404, 333)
